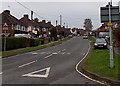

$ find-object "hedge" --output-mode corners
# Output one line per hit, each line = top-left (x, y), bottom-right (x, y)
(2, 37), (41, 51)
(29, 38), (40, 47)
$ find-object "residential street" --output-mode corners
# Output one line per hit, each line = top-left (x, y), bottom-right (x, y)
(2, 37), (101, 85)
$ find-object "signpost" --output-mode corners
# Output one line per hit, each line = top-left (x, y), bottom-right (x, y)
(101, 6), (120, 23)
(3, 22), (8, 52)
(100, 2), (119, 68)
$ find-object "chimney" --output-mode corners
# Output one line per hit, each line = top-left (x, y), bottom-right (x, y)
(4, 10), (10, 15)
(24, 14), (29, 19)
(34, 18), (39, 22)
(42, 20), (46, 23)
(48, 21), (51, 24)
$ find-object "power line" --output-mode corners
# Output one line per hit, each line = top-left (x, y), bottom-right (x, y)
(15, 0), (49, 21)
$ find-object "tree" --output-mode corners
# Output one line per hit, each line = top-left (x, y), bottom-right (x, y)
(50, 27), (58, 41)
(83, 19), (93, 31)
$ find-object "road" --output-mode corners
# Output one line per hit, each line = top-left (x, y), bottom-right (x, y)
(2, 37), (102, 85)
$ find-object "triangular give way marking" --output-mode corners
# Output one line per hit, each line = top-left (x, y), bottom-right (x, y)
(22, 67), (50, 78)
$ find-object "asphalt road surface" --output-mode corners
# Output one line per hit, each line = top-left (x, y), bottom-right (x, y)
(2, 37), (103, 85)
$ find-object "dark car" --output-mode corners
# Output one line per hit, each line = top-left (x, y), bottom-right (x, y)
(94, 38), (107, 49)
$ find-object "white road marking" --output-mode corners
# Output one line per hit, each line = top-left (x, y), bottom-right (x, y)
(52, 53), (58, 55)
(67, 52), (70, 54)
(44, 54), (53, 59)
(0, 72), (3, 75)
(62, 49), (66, 51)
(22, 67), (51, 78)
(31, 52), (38, 55)
(18, 60), (37, 68)
(76, 42), (106, 85)
(83, 53), (86, 55)
(61, 52), (65, 55)
(57, 51), (61, 53)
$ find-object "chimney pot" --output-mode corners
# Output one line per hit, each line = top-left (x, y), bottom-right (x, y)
(42, 20), (46, 23)
(24, 14), (29, 18)
(4, 10), (10, 14)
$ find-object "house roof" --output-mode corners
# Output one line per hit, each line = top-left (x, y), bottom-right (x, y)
(20, 14), (33, 26)
(46, 22), (54, 28)
(38, 20), (54, 28)
(0, 10), (25, 26)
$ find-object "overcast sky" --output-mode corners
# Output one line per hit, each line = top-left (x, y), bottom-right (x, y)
(1, 0), (120, 29)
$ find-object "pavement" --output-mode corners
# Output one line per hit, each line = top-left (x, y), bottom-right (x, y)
(1, 37), (103, 85)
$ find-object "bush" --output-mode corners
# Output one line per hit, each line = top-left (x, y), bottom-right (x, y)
(29, 38), (40, 47)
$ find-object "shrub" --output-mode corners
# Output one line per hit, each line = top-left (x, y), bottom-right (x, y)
(29, 38), (40, 47)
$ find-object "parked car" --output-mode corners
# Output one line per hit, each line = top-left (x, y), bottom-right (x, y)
(94, 38), (107, 49)
(68, 35), (73, 38)
(83, 34), (88, 39)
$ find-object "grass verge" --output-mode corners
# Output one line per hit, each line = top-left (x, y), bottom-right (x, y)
(1, 38), (70, 57)
(83, 36), (120, 81)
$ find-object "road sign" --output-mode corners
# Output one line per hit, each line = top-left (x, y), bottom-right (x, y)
(3, 22), (8, 30)
(107, 23), (113, 26)
(100, 6), (120, 23)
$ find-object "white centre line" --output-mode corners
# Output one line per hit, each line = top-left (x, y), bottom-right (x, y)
(18, 60), (37, 68)
(44, 54), (53, 59)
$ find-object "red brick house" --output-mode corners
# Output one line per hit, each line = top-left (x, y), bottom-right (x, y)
(39, 20), (53, 38)
(0, 10), (27, 36)
(20, 15), (34, 33)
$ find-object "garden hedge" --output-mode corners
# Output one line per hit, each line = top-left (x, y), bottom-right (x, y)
(2, 37), (41, 51)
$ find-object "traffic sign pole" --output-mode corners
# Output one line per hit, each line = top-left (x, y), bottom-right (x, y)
(4, 30), (6, 52)
(3, 22), (8, 52)
(108, 2), (114, 68)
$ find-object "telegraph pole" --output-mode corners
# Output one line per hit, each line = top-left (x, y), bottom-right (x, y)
(56, 20), (58, 26)
(60, 15), (62, 26)
(108, 1), (114, 68)
(31, 11), (33, 20)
